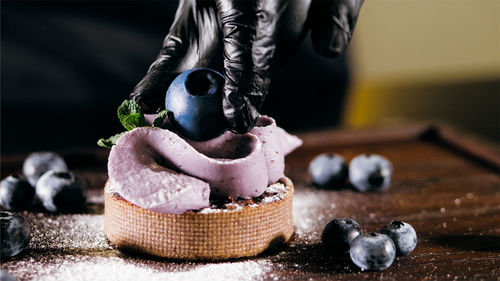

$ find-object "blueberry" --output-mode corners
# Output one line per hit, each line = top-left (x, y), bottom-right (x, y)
(309, 154), (348, 188)
(1, 211), (30, 258)
(0, 175), (34, 211)
(23, 152), (68, 187)
(36, 170), (87, 213)
(165, 68), (228, 140)
(350, 232), (396, 271)
(0, 270), (18, 281)
(349, 154), (392, 192)
(322, 218), (362, 254)
(381, 220), (417, 256)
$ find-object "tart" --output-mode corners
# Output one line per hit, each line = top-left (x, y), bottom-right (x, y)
(102, 113), (301, 260)
(100, 69), (301, 260)
(104, 177), (294, 260)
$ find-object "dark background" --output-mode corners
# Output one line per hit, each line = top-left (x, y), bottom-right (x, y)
(1, 1), (350, 155)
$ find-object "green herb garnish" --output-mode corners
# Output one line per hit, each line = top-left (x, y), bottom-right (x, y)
(117, 100), (148, 131)
(153, 110), (169, 128)
(97, 100), (169, 149)
(97, 132), (126, 148)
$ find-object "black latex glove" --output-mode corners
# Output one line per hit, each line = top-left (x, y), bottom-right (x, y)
(130, 0), (363, 133)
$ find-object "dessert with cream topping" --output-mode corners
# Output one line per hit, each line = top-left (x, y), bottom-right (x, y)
(101, 68), (301, 260)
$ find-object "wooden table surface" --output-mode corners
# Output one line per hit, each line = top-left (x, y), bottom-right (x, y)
(1, 124), (499, 281)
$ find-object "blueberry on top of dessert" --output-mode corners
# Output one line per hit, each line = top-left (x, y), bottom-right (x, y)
(165, 68), (227, 141)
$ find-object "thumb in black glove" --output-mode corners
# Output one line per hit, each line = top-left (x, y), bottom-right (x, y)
(130, 0), (363, 133)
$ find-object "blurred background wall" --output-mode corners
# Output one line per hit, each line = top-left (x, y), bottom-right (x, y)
(1, 1), (179, 154)
(344, 0), (500, 141)
(1, 0), (499, 155)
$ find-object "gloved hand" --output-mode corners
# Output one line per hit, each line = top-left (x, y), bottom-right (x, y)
(130, 0), (363, 133)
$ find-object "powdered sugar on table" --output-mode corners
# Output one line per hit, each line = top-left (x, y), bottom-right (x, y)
(1, 180), (344, 281)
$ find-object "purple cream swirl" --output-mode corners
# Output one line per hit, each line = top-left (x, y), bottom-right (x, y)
(108, 116), (302, 214)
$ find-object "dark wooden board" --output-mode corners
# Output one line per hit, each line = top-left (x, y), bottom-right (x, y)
(1, 125), (499, 280)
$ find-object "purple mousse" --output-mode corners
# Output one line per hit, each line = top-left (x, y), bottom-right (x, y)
(108, 116), (302, 214)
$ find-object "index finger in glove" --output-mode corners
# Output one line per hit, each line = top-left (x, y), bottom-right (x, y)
(216, 0), (259, 134)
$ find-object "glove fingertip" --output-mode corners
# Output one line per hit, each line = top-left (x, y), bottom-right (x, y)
(223, 95), (259, 134)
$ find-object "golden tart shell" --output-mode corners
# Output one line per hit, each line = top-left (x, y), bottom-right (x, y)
(104, 177), (294, 260)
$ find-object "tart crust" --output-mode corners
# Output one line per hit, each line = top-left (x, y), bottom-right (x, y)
(104, 177), (294, 260)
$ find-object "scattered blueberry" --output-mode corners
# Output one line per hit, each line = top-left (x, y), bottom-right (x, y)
(309, 154), (348, 188)
(350, 232), (396, 271)
(322, 218), (362, 254)
(381, 220), (417, 256)
(22, 152), (68, 186)
(1, 211), (30, 258)
(0, 175), (34, 211)
(349, 154), (393, 192)
(0, 270), (18, 281)
(165, 68), (228, 140)
(36, 170), (87, 213)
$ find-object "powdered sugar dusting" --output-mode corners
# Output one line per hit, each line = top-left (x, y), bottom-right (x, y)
(4, 250), (273, 281)
(198, 182), (291, 214)
(33, 257), (273, 281)
(293, 189), (330, 241)
(199, 202), (244, 214)
(262, 183), (289, 203)
(27, 212), (111, 251)
(1, 210), (276, 281)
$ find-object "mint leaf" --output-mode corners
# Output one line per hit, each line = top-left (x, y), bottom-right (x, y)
(153, 110), (169, 127)
(97, 131), (126, 149)
(117, 100), (148, 131)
